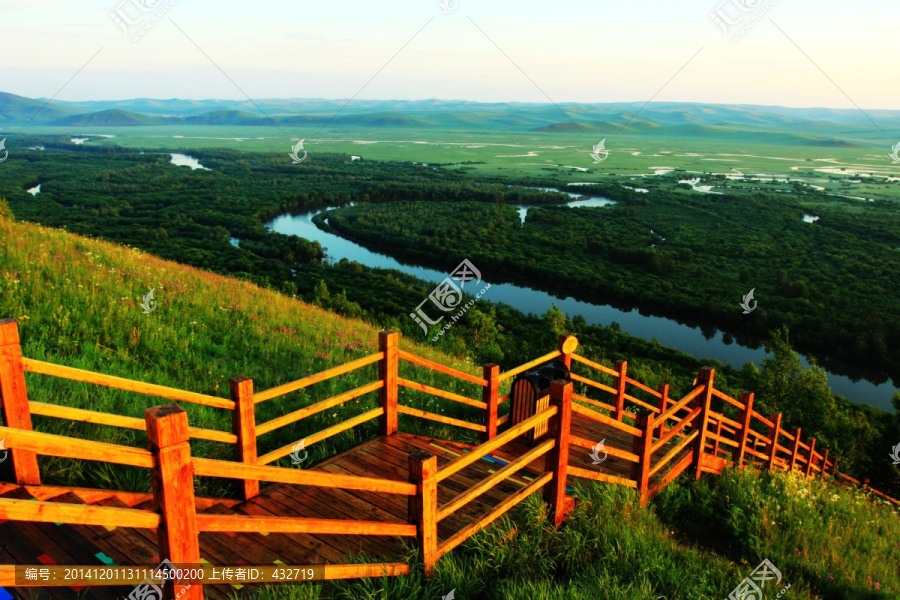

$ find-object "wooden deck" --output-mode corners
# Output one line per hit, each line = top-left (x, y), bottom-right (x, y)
(1, 410), (673, 600)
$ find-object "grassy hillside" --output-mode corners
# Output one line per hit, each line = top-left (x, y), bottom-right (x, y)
(0, 199), (486, 497)
(0, 202), (897, 599)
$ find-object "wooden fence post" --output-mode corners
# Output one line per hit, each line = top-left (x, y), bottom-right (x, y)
(0, 319), (40, 485)
(733, 391), (755, 469)
(656, 383), (669, 438)
(789, 427), (802, 473)
(543, 380), (574, 526)
(691, 367), (715, 480)
(614, 360), (628, 422)
(145, 404), (202, 600)
(805, 438), (817, 478)
(765, 412), (782, 472)
(820, 449), (830, 480)
(378, 330), (399, 436)
(482, 364), (500, 441)
(408, 451), (438, 575)
(631, 411), (654, 506)
(230, 376), (258, 500)
(712, 419), (723, 457)
(558, 335), (578, 370)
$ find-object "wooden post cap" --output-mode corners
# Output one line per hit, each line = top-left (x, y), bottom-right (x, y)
(559, 335), (578, 355)
(145, 404), (189, 448)
(0, 319), (20, 346)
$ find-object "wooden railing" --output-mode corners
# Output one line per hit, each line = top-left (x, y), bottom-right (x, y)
(1, 318), (897, 595)
(407, 380), (571, 573)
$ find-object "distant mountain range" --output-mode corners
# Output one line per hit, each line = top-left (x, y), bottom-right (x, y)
(1, 91), (898, 142)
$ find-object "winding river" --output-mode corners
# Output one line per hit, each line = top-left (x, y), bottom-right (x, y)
(265, 201), (897, 411)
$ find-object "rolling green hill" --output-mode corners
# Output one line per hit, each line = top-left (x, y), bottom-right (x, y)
(4, 91), (900, 141)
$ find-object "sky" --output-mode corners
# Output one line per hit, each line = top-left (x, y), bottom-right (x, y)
(0, 0), (896, 110)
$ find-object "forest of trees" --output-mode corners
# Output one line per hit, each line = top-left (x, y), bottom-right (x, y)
(325, 189), (900, 386)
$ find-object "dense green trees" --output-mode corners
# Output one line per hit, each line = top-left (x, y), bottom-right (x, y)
(325, 190), (900, 386)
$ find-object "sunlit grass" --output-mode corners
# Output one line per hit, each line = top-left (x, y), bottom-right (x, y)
(0, 209), (488, 495)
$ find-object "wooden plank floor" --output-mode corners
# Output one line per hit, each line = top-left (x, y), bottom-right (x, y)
(1, 413), (693, 599)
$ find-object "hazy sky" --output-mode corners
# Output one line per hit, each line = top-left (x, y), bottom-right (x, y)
(0, 0), (896, 109)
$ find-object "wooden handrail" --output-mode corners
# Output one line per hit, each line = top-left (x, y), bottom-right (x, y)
(398, 350), (487, 386)
(0, 426), (155, 468)
(657, 385), (704, 424)
(192, 456), (417, 495)
(649, 430), (698, 478)
(710, 412), (741, 431)
(437, 439), (555, 521)
(256, 380), (383, 436)
(397, 405), (487, 433)
(435, 471), (553, 560)
(568, 466), (638, 488)
(398, 377), (487, 410)
(28, 401), (237, 444)
(570, 353), (619, 377)
(570, 434), (639, 463)
(711, 388), (745, 411)
(0, 497), (160, 529)
(622, 392), (660, 413)
(570, 372), (617, 396)
(22, 358), (234, 409)
(497, 350), (562, 383)
(625, 376), (663, 399)
(252, 352), (384, 404)
(258, 407), (384, 464)
(753, 411), (775, 428)
(572, 393), (625, 417)
(571, 402), (643, 437)
(195, 513), (417, 536)
(706, 431), (739, 448)
(436, 405), (558, 483)
(651, 406), (701, 455)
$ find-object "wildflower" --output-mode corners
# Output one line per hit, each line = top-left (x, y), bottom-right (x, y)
(827, 574), (834, 581)
(875, 583), (881, 591)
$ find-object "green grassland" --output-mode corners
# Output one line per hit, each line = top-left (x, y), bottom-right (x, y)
(21, 123), (900, 204)
(1, 201), (899, 600)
